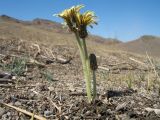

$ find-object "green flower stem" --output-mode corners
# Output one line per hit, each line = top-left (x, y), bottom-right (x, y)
(92, 69), (97, 99)
(81, 38), (92, 102)
(74, 32), (92, 103)
(81, 39), (92, 89)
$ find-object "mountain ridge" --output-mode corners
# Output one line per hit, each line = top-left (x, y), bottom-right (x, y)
(115, 35), (160, 57)
(0, 15), (160, 57)
(0, 15), (123, 43)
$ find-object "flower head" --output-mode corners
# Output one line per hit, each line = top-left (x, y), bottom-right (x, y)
(56, 5), (97, 38)
(76, 11), (97, 38)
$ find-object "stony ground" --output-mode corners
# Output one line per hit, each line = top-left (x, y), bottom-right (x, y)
(0, 38), (160, 120)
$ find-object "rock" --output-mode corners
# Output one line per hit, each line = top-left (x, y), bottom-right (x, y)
(0, 94), (4, 100)
(10, 96), (17, 103)
(48, 87), (55, 91)
(38, 84), (48, 91)
(97, 114), (101, 118)
(130, 100), (135, 106)
(2, 114), (8, 119)
(117, 114), (130, 120)
(2, 112), (12, 120)
(153, 104), (159, 109)
(116, 102), (128, 111)
(145, 107), (160, 115)
(14, 101), (22, 106)
(73, 116), (81, 120)
(145, 107), (154, 112)
(85, 111), (91, 116)
(44, 110), (53, 116)
(107, 109), (114, 114)
(128, 111), (138, 118)
(0, 72), (12, 79)
(11, 76), (16, 80)
(102, 98), (108, 104)
(138, 102), (143, 106)
(154, 109), (160, 115)
(6, 112), (11, 116)
(68, 85), (75, 92)
(64, 115), (70, 119)
(28, 93), (35, 99)
(0, 107), (5, 116)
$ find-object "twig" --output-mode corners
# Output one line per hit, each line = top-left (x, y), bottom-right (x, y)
(0, 84), (36, 88)
(69, 92), (100, 96)
(69, 92), (87, 96)
(32, 90), (61, 114)
(84, 116), (100, 119)
(47, 48), (72, 64)
(1, 103), (46, 120)
(98, 66), (110, 71)
(12, 97), (38, 102)
(0, 54), (5, 57)
(108, 62), (126, 66)
(32, 44), (41, 58)
(16, 85), (36, 88)
(0, 84), (15, 87)
(129, 57), (148, 67)
(0, 53), (21, 58)
(27, 58), (46, 67)
(56, 57), (72, 64)
(0, 79), (14, 84)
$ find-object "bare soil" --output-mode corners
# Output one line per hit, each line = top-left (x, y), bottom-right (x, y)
(0, 38), (160, 120)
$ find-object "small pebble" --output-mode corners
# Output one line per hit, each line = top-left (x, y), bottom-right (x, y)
(116, 102), (128, 111)
(44, 110), (53, 116)
(85, 111), (91, 116)
(0, 107), (5, 116)
(14, 101), (22, 106)
(153, 104), (159, 109)
(154, 109), (160, 115)
(6, 112), (11, 116)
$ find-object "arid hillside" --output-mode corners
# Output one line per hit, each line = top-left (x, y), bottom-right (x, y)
(1, 15), (160, 58)
(115, 35), (160, 57)
(0, 15), (121, 56)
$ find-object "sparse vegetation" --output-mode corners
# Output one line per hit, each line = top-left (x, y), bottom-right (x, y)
(138, 72), (146, 81)
(125, 72), (134, 89)
(2, 57), (27, 76)
(41, 70), (54, 82)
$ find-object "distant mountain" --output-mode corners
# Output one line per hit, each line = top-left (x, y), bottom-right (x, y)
(0, 15), (69, 33)
(0, 15), (22, 23)
(1, 15), (159, 57)
(116, 35), (160, 57)
(0, 15), (121, 55)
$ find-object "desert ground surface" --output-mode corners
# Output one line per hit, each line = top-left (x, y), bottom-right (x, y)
(0, 15), (160, 120)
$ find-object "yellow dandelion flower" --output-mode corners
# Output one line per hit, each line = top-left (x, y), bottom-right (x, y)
(57, 4), (97, 37)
